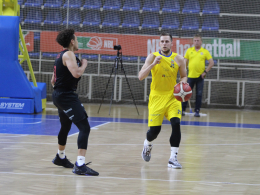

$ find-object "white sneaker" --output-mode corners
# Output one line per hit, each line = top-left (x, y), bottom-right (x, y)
(168, 158), (182, 169)
(141, 140), (153, 162)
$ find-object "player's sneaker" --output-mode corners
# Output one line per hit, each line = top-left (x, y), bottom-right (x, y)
(52, 153), (74, 168)
(72, 162), (99, 176)
(182, 111), (185, 116)
(141, 140), (153, 162)
(168, 158), (182, 169)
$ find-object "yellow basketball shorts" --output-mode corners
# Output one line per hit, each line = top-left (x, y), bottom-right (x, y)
(148, 91), (182, 127)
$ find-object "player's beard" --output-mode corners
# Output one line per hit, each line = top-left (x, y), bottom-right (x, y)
(161, 48), (171, 55)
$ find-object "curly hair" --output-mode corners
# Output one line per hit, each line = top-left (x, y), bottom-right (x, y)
(56, 29), (75, 48)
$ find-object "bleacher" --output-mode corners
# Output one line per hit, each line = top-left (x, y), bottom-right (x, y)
(18, 0), (260, 38)
(18, 0), (260, 108)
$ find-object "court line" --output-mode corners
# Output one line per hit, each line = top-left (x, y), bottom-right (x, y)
(1, 116), (260, 129)
(0, 121), (42, 124)
(0, 134), (28, 137)
(1, 141), (260, 146)
(0, 171), (259, 186)
(68, 122), (111, 137)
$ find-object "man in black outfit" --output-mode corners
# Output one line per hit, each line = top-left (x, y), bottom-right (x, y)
(51, 29), (98, 176)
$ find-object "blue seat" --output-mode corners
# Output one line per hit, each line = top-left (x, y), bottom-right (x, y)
(18, 0), (25, 5)
(34, 32), (40, 40)
(122, 12), (140, 32)
(103, 0), (121, 11)
(101, 55), (117, 61)
(83, 0), (102, 10)
(102, 12), (120, 27)
(44, 0), (62, 8)
(140, 57), (146, 62)
(24, 0), (43, 7)
(19, 11), (24, 23)
(202, 0), (220, 15)
(64, 0), (82, 8)
(44, 10), (62, 25)
(143, 0), (160, 12)
(142, 13), (160, 29)
(24, 9), (42, 24)
(162, 0), (180, 13)
(81, 54), (99, 60)
(63, 12), (81, 25)
(28, 52), (40, 58)
(202, 16), (219, 31)
(122, 56), (138, 62)
(161, 14), (179, 30)
(42, 53), (58, 58)
(182, 15), (199, 30)
(182, 0), (200, 14)
(123, 0), (140, 11)
(83, 10), (101, 27)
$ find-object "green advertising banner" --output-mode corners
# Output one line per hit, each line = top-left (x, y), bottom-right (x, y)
(176, 38), (260, 61)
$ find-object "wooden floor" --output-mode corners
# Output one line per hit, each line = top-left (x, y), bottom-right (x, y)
(1, 103), (260, 195)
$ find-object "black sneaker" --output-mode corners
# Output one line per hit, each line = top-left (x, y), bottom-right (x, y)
(72, 162), (99, 176)
(194, 111), (200, 117)
(182, 111), (185, 116)
(52, 153), (74, 168)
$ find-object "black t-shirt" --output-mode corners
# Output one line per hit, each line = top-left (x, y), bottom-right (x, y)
(53, 49), (81, 91)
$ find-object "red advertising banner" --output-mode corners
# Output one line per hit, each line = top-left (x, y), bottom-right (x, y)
(40, 31), (193, 57)
(21, 31), (34, 52)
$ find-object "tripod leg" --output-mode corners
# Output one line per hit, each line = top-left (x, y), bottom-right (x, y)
(121, 67), (140, 115)
(97, 66), (114, 114)
(109, 66), (118, 115)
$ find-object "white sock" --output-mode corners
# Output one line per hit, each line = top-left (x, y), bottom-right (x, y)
(77, 156), (85, 166)
(144, 139), (152, 146)
(58, 149), (65, 159)
(170, 147), (179, 160)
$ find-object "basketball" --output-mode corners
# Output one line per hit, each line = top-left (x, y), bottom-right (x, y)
(174, 83), (192, 102)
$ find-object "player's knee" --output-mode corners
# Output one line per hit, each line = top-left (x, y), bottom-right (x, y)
(170, 117), (180, 128)
(147, 126), (161, 141)
(76, 118), (90, 134)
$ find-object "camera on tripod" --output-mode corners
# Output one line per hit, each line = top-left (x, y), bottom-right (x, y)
(114, 45), (121, 50)
(98, 44), (139, 115)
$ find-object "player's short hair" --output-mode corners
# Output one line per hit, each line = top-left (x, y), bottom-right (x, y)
(160, 32), (172, 41)
(56, 29), (75, 48)
(193, 34), (202, 40)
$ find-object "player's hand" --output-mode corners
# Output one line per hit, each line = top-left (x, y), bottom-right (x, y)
(152, 56), (162, 66)
(174, 81), (189, 88)
(201, 72), (206, 79)
(81, 59), (88, 67)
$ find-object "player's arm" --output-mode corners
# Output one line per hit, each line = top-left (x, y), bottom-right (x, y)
(51, 72), (55, 87)
(63, 51), (87, 78)
(175, 55), (187, 83)
(138, 53), (160, 81)
(184, 58), (189, 68)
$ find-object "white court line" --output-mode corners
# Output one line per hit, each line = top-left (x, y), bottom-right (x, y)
(0, 121), (42, 124)
(0, 134), (28, 137)
(68, 122), (111, 137)
(1, 142), (260, 146)
(0, 171), (259, 186)
(1, 116), (260, 129)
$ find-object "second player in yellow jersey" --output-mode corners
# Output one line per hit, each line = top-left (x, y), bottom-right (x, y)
(138, 32), (187, 169)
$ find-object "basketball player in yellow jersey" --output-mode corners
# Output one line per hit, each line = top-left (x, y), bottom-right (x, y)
(139, 32), (187, 169)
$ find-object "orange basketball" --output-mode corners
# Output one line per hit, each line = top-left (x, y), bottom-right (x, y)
(174, 83), (192, 102)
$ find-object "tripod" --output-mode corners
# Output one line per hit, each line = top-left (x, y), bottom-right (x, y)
(97, 47), (139, 115)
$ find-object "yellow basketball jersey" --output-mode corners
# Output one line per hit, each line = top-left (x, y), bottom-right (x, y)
(150, 51), (179, 93)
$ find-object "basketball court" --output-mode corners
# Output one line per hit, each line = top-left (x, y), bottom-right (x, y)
(1, 104), (260, 195)
(1, 0), (260, 194)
